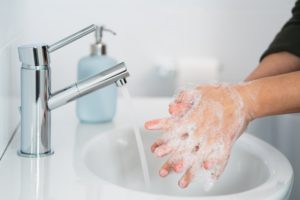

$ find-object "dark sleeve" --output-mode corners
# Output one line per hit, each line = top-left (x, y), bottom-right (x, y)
(260, 0), (300, 61)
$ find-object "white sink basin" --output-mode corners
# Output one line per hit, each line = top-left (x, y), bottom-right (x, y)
(0, 98), (293, 200)
(82, 127), (293, 200)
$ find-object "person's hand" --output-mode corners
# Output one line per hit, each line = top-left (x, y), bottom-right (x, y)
(144, 84), (253, 188)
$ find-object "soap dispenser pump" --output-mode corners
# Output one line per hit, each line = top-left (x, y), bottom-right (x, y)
(76, 26), (118, 123)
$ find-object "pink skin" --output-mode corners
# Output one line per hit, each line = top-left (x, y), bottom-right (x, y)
(145, 84), (251, 188)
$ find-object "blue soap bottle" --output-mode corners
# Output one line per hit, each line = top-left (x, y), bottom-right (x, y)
(76, 26), (118, 123)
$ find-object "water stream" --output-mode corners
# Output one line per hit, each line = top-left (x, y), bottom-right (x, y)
(120, 87), (151, 189)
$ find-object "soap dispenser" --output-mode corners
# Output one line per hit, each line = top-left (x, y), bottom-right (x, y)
(76, 26), (118, 123)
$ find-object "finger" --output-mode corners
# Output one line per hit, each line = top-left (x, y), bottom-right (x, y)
(180, 132), (189, 140)
(203, 160), (213, 170)
(168, 102), (191, 117)
(203, 153), (230, 180)
(169, 89), (200, 117)
(154, 144), (173, 157)
(178, 167), (196, 188)
(172, 160), (184, 173)
(174, 90), (196, 104)
(212, 156), (230, 180)
(151, 138), (165, 152)
(192, 143), (200, 152)
(144, 118), (172, 131)
(168, 149), (192, 173)
(159, 160), (172, 177)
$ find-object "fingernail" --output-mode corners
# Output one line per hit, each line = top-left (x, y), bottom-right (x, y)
(203, 161), (212, 169)
(144, 121), (159, 129)
(155, 148), (167, 157)
(173, 163), (183, 172)
(144, 121), (151, 129)
(154, 149), (163, 157)
(179, 179), (187, 188)
(151, 146), (155, 152)
(159, 169), (168, 177)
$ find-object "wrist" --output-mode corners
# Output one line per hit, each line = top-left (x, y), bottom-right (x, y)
(232, 82), (258, 122)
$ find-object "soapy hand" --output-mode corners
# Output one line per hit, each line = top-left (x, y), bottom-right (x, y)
(144, 84), (253, 188)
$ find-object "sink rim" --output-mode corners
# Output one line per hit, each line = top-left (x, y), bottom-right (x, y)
(77, 127), (293, 200)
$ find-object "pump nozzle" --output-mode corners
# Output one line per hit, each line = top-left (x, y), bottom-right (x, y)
(95, 26), (116, 44)
(92, 26), (116, 55)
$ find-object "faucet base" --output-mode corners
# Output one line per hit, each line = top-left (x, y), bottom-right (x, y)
(17, 150), (54, 158)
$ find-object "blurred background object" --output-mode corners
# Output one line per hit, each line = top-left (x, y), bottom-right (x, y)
(175, 57), (220, 87)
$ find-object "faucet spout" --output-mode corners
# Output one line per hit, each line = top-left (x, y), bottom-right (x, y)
(48, 62), (129, 110)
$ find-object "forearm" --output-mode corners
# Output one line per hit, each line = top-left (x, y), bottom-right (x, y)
(238, 71), (300, 119)
(245, 52), (300, 81)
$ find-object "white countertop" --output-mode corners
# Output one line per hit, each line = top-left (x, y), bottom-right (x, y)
(0, 96), (19, 157)
(0, 97), (172, 200)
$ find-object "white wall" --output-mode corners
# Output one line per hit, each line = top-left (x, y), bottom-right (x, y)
(11, 0), (295, 97)
(0, 0), (25, 157)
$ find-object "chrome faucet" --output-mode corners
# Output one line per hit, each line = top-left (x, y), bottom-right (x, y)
(18, 25), (129, 157)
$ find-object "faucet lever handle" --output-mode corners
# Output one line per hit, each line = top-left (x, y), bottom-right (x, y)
(48, 24), (97, 53)
(18, 44), (49, 66)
